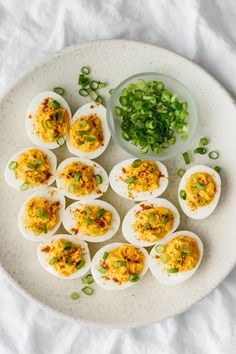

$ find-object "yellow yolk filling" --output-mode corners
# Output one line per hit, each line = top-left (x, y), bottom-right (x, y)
(41, 238), (84, 277)
(34, 97), (69, 142)
(158, 236), (200, 273)
(185, 172), (216, 210)
(101, 245), (144, 284)
(15, 148), (51, 186)
(69, 114), (103, 152)
(24, 197), (60, 234)
(122, 160), (161, 193)
(133, 206), (174, 242)
(59, 162), (97, 197)
(71, 205), (112, 236)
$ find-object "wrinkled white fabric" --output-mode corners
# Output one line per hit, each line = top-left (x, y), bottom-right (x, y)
(0, 0), (236, 353)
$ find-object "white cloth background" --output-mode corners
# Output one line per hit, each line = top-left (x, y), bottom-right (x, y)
(0, 1), (236, 353)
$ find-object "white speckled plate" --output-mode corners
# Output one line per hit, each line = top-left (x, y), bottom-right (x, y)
(0, 40), (236, 328)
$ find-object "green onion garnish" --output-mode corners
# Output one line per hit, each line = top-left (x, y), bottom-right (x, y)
(84, 136), (96, 142)
(68, 184), (75, 193)
(155, 245), (164, 253)
(75, 259), (85, 270)
(49, 99), (60, 110)
(109, 89), (114, 95)
(55, 111), (63, 121)
(124, 176), (136, 184)
(167, 268), (179, 273)
(129, 274), (140, 282)
(39, 210), (47, 219)
(132, 159), (142, 168)
(183, 152), (190, 165)
(81, 66), (90, 75)
(62, 241), (72, 250)
(95, 174), (102, 185)
(20, 183), (29, 191)
(49, 257), (57, 265)
(79, 121), (88, 128)
(103, 251), (109, 260)
(81, 274), (94, 285)
(70, 292), (79, 300)
(196, 182), (205, 190)
(148, 212), (156, 222)
(143, 223), (151, 230)
(214, 166), (221, 173)
(8, 161), (18, 170)
(79, 88), (89, 97)
(200, 137), (208, 146)
(96, 208), (105, 218)
(98, 266), (106, 274)
(160, 253), (169, 264)
(82, 286), (94, 296)
(84, 218), (93, 224)
(43, 223), (48, 233)
(53, 87), (64, 95)
(114, 261), (126, 267)
(74, 172), (81, 183)
(179, 190), (187, 200)
(57, 136), (65, 146)
(90, 80), (99, 90)
(209, 151), (219, 159)
(194, 147), (207, 155)
(45, 119), (54, 129)
(95, 95), (103, 104)
(177, 168), (185, 178)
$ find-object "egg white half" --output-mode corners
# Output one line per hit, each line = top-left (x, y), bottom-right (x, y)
(109, 159), (168, 201)
(66, 102), (110, 159)
(18, 187), (65, 242)
(148, 230), (203, 285)
(4, 147), (57, 192)
(63, 199), (120, 243)
(122, 198), (180, 247)
(91, 242), (149, 291)
(25, 91), (72, 150)
(178, 165), (221, 220)
(37, 234), (91, 279)
(56, 157), (109, 201)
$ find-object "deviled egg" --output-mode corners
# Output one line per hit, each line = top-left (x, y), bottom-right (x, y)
(91, 242), (148, 291)
(63, 199), (120, 243)
(122, 198), (180, 247)
(18, 187), (65, 241)
(37, 234), (91, 279)
(4, 147), (57, 192)
(178, 165), (221, 219)
(149, 231), (203, 285)
(56, 157), (109, 200)
(109, 159), (168, 201)
(25, 91), (71, 149)
(67, 102), (110, 159)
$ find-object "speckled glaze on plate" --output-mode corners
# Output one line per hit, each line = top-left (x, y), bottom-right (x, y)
(0, 40), (235, 328)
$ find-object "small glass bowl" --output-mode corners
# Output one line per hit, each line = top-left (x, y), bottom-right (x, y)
(106, 72), (198, 161)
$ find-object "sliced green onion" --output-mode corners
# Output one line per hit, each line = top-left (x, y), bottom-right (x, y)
(53, 87), (64, 95)
(214, 166), (221, 173)
(79, 121), (88, 128)
(95, 95), (104, 104)
(155, 245), (164, 253)
(68, 184), (75, 193)
(20, 183), (29, 191)
(183, 152), (190, 164)
(95, 174), (102, 185)
(79, 88), (89, 97)
(98, 266), (106, 274)
(180, 246), (189, 255)
(82, 286), (94, 296)
(194, 147), (207, 155)
(45, 119), (54, 129)
(90, 80), (99, 90)
(148, 212), (156, 222)
(115, 106), (123, 116)
(109, 89), (114, 95)
(39, 210), (47, 219)
(143, 223), (151, 230)
(84, 207), (91, 214)
(49, 99), (60, 110)
(78, 74), (90, 87)
(179, 190), (187, 200)
(62, 241), (72, 250)
(129, 274), (140, 282)
(57, 136), (65, 146)
(74, 172), (81, 183)
(55, 111), (63, 121)
(76, 130), (87, 136)
(49, 257), (57, 265)
(132, 159), (142, 168)
(83, 218), (93, 224)
(160, 253), (169, 264)
(8, 161), (18, 170)
(51, 131), (60, 138)
(81, 66), (90, 75)
(43, 223), (48, 233)
(75, 259), (85, 270)
(70, 292), (79, 300)
(124, 176), (136, 184)
(96, 208), (105, 218)
(200, 137), (208, 146)
(209, 151), (219, 160)
(81, 274), (94, 285)
(84, 135), (96, 142)
(167, 268), (179, 273)
(98, 82), (107, 89)
(114, 261), (126, 267)
(196, 182), (205, 190)
(103, 251), (109, 260)
(177, 168), (185, 178)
